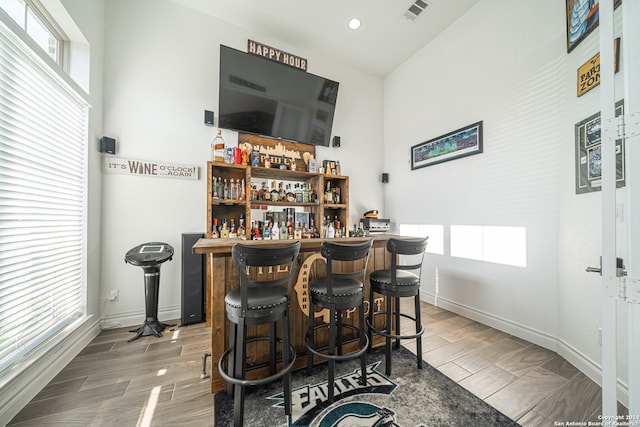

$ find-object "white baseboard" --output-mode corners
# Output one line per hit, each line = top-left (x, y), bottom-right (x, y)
(100, 305), (181, 330)
(0, 316), (102, 426)
(422, 292), (629, 408)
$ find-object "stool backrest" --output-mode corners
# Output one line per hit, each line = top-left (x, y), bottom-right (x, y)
(321, 239), (373, 292)
(388, 237), (428, 278)
(232, 241), (301, 308)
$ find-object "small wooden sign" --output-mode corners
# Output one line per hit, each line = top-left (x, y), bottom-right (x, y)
(577, 38), (620, 97)
(247, 39), (307, 71)
(103, 157), (199, 180)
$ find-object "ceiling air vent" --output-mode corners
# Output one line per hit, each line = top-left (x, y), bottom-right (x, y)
(404, 0), (429, 21)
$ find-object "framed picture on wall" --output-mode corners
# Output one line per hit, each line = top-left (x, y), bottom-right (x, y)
(566, 0), (621, 53)
(574, 100), (625, 194)
(411, 121), (483, 170)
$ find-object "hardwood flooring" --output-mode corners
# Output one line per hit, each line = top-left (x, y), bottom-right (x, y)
(9, 301), (623, 426)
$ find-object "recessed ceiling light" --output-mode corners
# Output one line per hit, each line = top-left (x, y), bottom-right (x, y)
(348, 18), (361, 30)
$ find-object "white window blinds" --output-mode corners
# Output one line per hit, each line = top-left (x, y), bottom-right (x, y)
(0, 14), (88, 374)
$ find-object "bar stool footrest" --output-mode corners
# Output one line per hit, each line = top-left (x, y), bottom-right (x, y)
(218, 336), (296, 387)
(366, 311), (425, 341)
(305, 323), (369, 362)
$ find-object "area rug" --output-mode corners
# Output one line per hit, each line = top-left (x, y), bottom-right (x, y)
(214, 346), (520, 426)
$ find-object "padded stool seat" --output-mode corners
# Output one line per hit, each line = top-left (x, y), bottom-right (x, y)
(367, 237), (428, 376)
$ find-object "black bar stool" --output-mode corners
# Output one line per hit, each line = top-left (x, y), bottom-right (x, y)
(367, 237), (428, 375)
(218, 241), (301, 427)
(305, 239), (373, 404)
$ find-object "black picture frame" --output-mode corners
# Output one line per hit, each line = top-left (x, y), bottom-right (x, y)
(411, 121), (483, 170)
(566, 0), (622, 53)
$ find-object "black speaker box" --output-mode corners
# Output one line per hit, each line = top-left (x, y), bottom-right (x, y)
(181, 233), (205, 325)
(204, 110), (214, 125)
(333, 136), (341, 147)
(100, 136), (116, 154)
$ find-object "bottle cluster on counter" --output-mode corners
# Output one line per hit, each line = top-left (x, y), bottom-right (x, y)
(211, 210), (352, 240)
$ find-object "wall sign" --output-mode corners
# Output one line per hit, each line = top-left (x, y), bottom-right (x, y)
(247, 39), (307, 71)
(577, 38), (620, 97)
(103, 157), (199, 180)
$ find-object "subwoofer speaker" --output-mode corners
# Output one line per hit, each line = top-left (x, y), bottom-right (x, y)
(181, 233), (205, 325)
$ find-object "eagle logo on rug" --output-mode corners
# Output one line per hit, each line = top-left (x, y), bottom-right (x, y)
(268, 361), (398, 426)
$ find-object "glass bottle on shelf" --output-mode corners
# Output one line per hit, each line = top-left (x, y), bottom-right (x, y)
(295, 184), (303, 203)
(302, 183), (310, 203)
(279, 182), (286, 201)
(357, 221), (365, 237)
(279, 221), (288, 240)
(334, 187), (341, 204)
(310, 187), (317, 203)
(229, 178), (237, 199)
(270, 181), (279, 201)
(335, 161), (341, 176)
(212, 129), (225, 162)
(220, 219), (229, 239)
(271, 220), (279, 240)
(216, 177), (224, 199)
(294, 221), (302, 239)
(212, 177), (220, 199)
(264, 221), (272, 240)
(240, 179), (246, 200)
(238, 215), (246, 239)
(229, 219), (237, 238)
(326, 219), (335, 238)
(324, 182), (332, 204)
(211, 218), (219, 238)
(223, 178), (229, 199)
(286, 185), (296, 203)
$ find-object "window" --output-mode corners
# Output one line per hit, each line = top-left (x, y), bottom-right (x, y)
(0, 0), (66, 65)
(398, 224), (444, 255)
(450, 225), (527, 267)
(0, 8), (88, 376)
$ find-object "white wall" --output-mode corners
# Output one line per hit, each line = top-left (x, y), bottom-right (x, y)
(100, 0), (384, 326)
(383, 0), (628, 393)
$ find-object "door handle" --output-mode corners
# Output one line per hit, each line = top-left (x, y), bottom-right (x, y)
(586, 256), (602, 275)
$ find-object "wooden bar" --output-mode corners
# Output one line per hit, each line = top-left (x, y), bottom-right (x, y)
(193, 235), (394, 393)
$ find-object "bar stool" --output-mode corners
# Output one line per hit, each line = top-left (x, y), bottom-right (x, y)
(218, 241), (300, 427)
(305, 239), (373, 404)
(367, 237), (428, 375)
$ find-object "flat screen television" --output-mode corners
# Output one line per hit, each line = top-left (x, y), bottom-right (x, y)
(218, 44), (339, 147)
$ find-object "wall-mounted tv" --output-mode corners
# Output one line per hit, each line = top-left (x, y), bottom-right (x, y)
(218, 44), (339, 147)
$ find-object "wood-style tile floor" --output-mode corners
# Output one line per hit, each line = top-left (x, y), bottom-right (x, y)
(9, 301), (622, 426)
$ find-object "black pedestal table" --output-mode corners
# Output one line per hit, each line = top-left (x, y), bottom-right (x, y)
(124, 242), (175, 342)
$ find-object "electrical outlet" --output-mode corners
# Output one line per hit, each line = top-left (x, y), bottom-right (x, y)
(598, 327), (602, 346)
(108, 290), (119, 302)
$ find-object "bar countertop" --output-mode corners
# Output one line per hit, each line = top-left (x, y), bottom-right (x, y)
(192, 234), (399, 254)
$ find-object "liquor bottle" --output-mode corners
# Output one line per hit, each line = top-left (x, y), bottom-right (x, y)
(271, 221), (279, 240)
(302, 183), (310, 203)
(279, 182), (286, 201)
(310, 187), (317, 203)
(216, 177), (224, 198)
(229, 178), (237, 199)
(264, 156), (271, 168)
(286, 185), (296, 203)
(212, 177), (220, 199)
(324, 182), (332, 204)
(335, 161), (341, 176)
(220, 219), (229, 239)
(211, 218), (219, 238)
(223, 178), (229, 199)
(229, 219), (237, 238)
(240, 179), (246, 200)
(326, 220), (335, 238)
(295, 184), (303, 203)
(238, 215), (246, 240)
(270, 180), (279, 201)
(280, 154), (287, 170)
(294, 221), (302, 239)
(335, 217), (342, 238)
(334, 187), (341, 204)
(357, 221), (366, 237)
(264, 221), (272, 240)
(212, 129), (225, 162)
(279, 221), (288, 240)
(352, 223), (358, 237)
(253, 221), (262, 240)
(259, 182), (266, 201)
